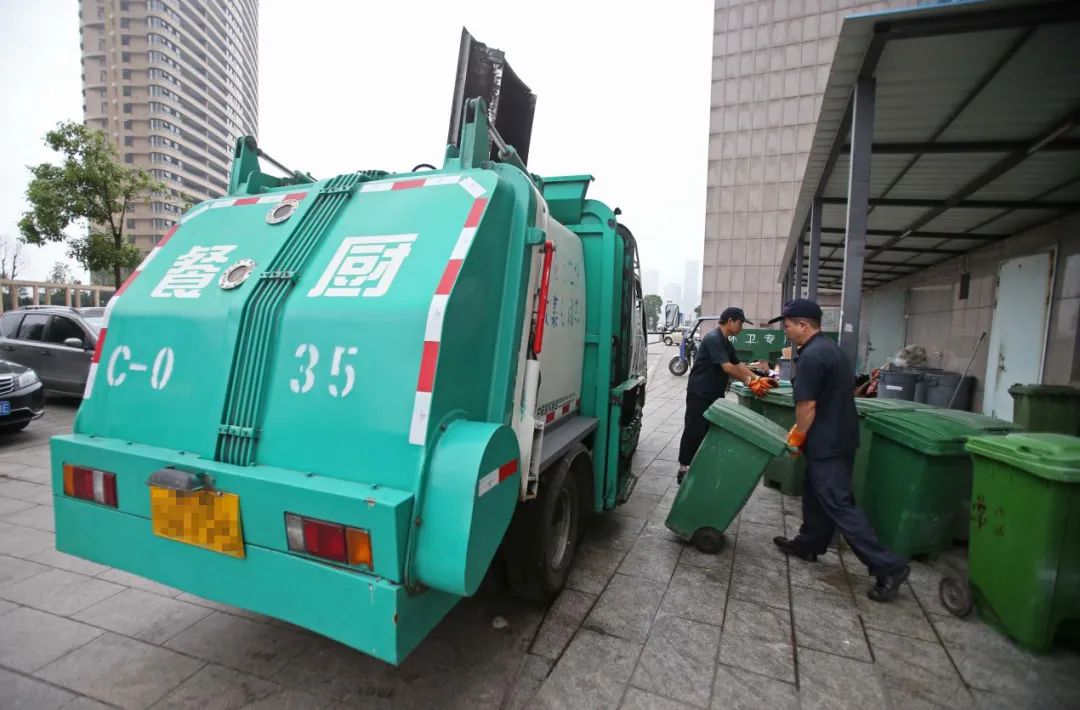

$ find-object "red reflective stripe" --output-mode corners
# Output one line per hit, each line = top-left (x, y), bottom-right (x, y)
(498, 460), (518, 482)
(283, 191), (308, 201)
(233, 197), (260, 206)
(417, 341), (439, 393)
(464, 197), (487, 228)
(160, 224), (178, 244)
(545, 411), (556, 423)
(533, 241), (556, 354)
(393, 179), (426, 191)
(562, 403), (571, 414)
(113, 271), (139, 299)
(435, 260), (462, 296)
(91, 328), (107, 364)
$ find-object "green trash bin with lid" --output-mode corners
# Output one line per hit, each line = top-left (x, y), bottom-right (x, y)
(732, 381), (766, 416)
(852, 399), (939, 506)
(862, 409), (1012, 559)
(943, 433), (1080, 651)
(666, 399), (792, 553)
(1008, 384), (1080, 436)
(756, 388), (805, 496)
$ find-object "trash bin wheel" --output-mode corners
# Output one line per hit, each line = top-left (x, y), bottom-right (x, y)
(663, 336), (674, 346)
(669, 356), (689, 377)
(939, 576), (974, 618)
(690, 527), (725, 555)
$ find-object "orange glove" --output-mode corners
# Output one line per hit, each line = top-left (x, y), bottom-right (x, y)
(748, 376), (779, 397)
(786, 425), (807, 457)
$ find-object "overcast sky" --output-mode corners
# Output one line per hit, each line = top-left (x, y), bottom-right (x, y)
(0, 0), (712, 295)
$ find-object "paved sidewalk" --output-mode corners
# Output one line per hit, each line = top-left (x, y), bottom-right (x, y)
(2, 347), (1079, 709)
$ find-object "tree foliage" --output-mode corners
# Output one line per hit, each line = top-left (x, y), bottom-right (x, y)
(0, 234), (26, 281)
(18, 122), (164, 288)
(48, 261), (75, 284)
(643, 294), (663, 331)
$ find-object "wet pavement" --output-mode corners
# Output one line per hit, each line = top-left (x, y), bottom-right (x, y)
(2, 346), (1079, 708)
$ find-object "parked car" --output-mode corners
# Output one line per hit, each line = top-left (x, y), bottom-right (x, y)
(0, 358), (45, 432)
(0, 306), (99, 397)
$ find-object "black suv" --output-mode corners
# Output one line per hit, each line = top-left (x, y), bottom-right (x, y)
(0, 306), (100, 397)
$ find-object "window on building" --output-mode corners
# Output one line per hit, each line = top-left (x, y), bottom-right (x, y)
(122, 86), (132, 97)
(124, 136), (134, 147)
(123, 120), (133, 130)
(123, 103), (132, 114)
(127, 219), (136, 229)
(121, 35), (130, 46)
(122, 69), (131, 80)
(121, 52), (130, 62)
(120, 17), (129, 29)
(124, 154), (134, 164)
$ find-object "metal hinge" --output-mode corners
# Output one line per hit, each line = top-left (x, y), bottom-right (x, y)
(259, 270), (296, 282)
(218, 424), (259, 440)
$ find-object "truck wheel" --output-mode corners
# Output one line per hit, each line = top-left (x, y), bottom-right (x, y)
(669, 356), (688, 376)
(664, 336), (674, 346)
(691, 527), (725, 554)
(505, 446), (589, 602)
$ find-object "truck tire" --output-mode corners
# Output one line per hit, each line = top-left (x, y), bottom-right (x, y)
(669, 356), (689, 376)
(505, 445), (590, 602)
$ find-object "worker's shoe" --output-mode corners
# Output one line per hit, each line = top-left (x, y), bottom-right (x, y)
(772, 536), (817, 562)
(867, 565), (911, 603)
(676, 466), (688, 485)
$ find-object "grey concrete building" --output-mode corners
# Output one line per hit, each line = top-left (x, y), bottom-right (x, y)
(79, 0), (258, 255)
(703, 0), (914, 321)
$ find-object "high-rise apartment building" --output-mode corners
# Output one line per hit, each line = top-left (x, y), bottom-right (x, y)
(79, 0), (258, 255)
(703, 0), (912, 320)
(683, 259), (701, 315)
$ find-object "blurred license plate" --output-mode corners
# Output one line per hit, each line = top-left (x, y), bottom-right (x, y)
(149, 487), (244, 558)
(0, 401), (9, 416)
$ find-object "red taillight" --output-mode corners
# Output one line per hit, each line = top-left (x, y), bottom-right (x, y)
(285, 513), (372, 568)
(62, 464), (118, 507)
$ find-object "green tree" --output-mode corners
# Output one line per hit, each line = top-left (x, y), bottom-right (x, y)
(48, 261), (75, 284)
(643, 294), (663, 331)
(694, 304), (701, 317)
(19, 122), (164, 288)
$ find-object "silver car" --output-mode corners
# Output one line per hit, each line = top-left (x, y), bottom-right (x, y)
(0, 306), (100, 397)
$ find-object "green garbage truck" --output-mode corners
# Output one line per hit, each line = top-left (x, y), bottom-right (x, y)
(50, 32), (649, 664)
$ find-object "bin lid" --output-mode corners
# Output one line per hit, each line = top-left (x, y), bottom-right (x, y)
(965, 433), (1080, 482)
(762, 389), (795, 406)
(704, 399), (791, 456)
(864, 409), (1000, 455)
(854, 398), (938, 416)
(921, 409), (1019, 433)
(1007, 383), (1080, 399)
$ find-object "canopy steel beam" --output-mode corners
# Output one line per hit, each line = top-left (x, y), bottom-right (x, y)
(840, 77), (874, 371)
(818, 227), (1004, 241)
(808, 200), (822, 301)
(844, 139), (1080, 154)
(821, 242), (965, 256)
(819, 197), (1080, 210)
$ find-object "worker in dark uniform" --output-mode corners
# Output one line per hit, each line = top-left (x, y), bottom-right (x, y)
(768, 299), (910, 602)
(677, 307), (775, 484)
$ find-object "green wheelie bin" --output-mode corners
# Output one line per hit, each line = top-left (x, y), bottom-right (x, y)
(666, 399), (792, 553)
(1008, 384), (1080, 436)
(938, 433), (1080, 652)
(851, 399), (938, 506)
(757, 389), (805, 496)
(732, 381), (766, 416)
(862, 409), (1014, 559)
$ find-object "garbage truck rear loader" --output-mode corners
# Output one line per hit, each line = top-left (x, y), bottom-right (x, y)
(51, 35), (648, 665)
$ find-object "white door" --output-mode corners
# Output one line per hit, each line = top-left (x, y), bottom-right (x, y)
(983, 251), (1055, 421)
(864, 290), (907, 374)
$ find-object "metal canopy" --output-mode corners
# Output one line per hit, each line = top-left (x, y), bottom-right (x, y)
(782, 0), (1080, 299)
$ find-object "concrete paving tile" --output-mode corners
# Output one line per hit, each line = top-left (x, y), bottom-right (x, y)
(631, 615), (720, 708)
(4, 466), (51, 485)
(154, 663), (282, 710)
(733, 522), (789, 567)
(634, 475), (672, 497)
(21, 486), (55, 507)
(0, 519), (54, 558)
(276, 635), (400, 702)
(239, 689), (334, 709)
(792, 586), (870, 662)
(504, 654), (553, 710)
(74, 587), (213, 644)
(618, 533), (682, 584)
(677, 541), (734, 574)
(0, 479), (47, 502)
(631, 452), (659, 474)
(531, 588), (597, 661)
(865, 628), (972, 709)
(717, 599), (795, 685)
(797, 647), (886, 710)
(850, 577), (937, 643)
(0, 553), (48, 586)
(0, 606), (104, 672)
(0, 496), (35, 517)
(96, 568), (183, 598)
(787, 550), (852, 598)
(729, 559), (789, 610)
(583, 513), (647, 552)
(584, 573), (666, 644)
(0, 598), (16, 616)
(0, 568), (124, 616)
(25, 546), (111, 577)
(621, 686), (696, 709)
(63, 696), (115, 709)
(2, 504), (54, 532)
(165, 611), (314, 679)
(532, 628), (641, 710)
(36, 632), (204, 709)
(0, 666), (79, 709)
(657, 564), (728, 627)
(617, 493), (664, 520)
(710, 663), (798, 710)
(567, 543), (627, 595)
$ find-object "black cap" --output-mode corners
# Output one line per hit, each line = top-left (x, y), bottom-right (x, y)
(720, 307), (751, 324)
(767, 298), (823, 324)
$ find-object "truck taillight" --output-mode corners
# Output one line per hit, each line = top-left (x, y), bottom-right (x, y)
(62, 464), (118, 507)
(285, 513), (372, 568)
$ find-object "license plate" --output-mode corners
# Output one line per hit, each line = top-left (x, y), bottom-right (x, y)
(0, 401), (9, 416)
(150, 487), (245, 558)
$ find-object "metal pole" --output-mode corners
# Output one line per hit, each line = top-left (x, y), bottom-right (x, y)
(794, 238), (805, 300)
(808, 199), (822, 301)
(840, 77), (875, 373)
(781, 264), (792, 306)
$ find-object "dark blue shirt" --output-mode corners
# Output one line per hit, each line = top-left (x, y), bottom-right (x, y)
(793, 332), (859, 459)
(687, 328), (739, 402)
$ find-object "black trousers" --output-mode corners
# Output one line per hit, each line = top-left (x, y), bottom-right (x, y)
(678, 393), (713, 466)
(794, 454), (906, 577)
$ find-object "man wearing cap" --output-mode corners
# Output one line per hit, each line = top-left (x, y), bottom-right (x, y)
(677, 307), (775, 484)
(769, 298), (910, 602)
